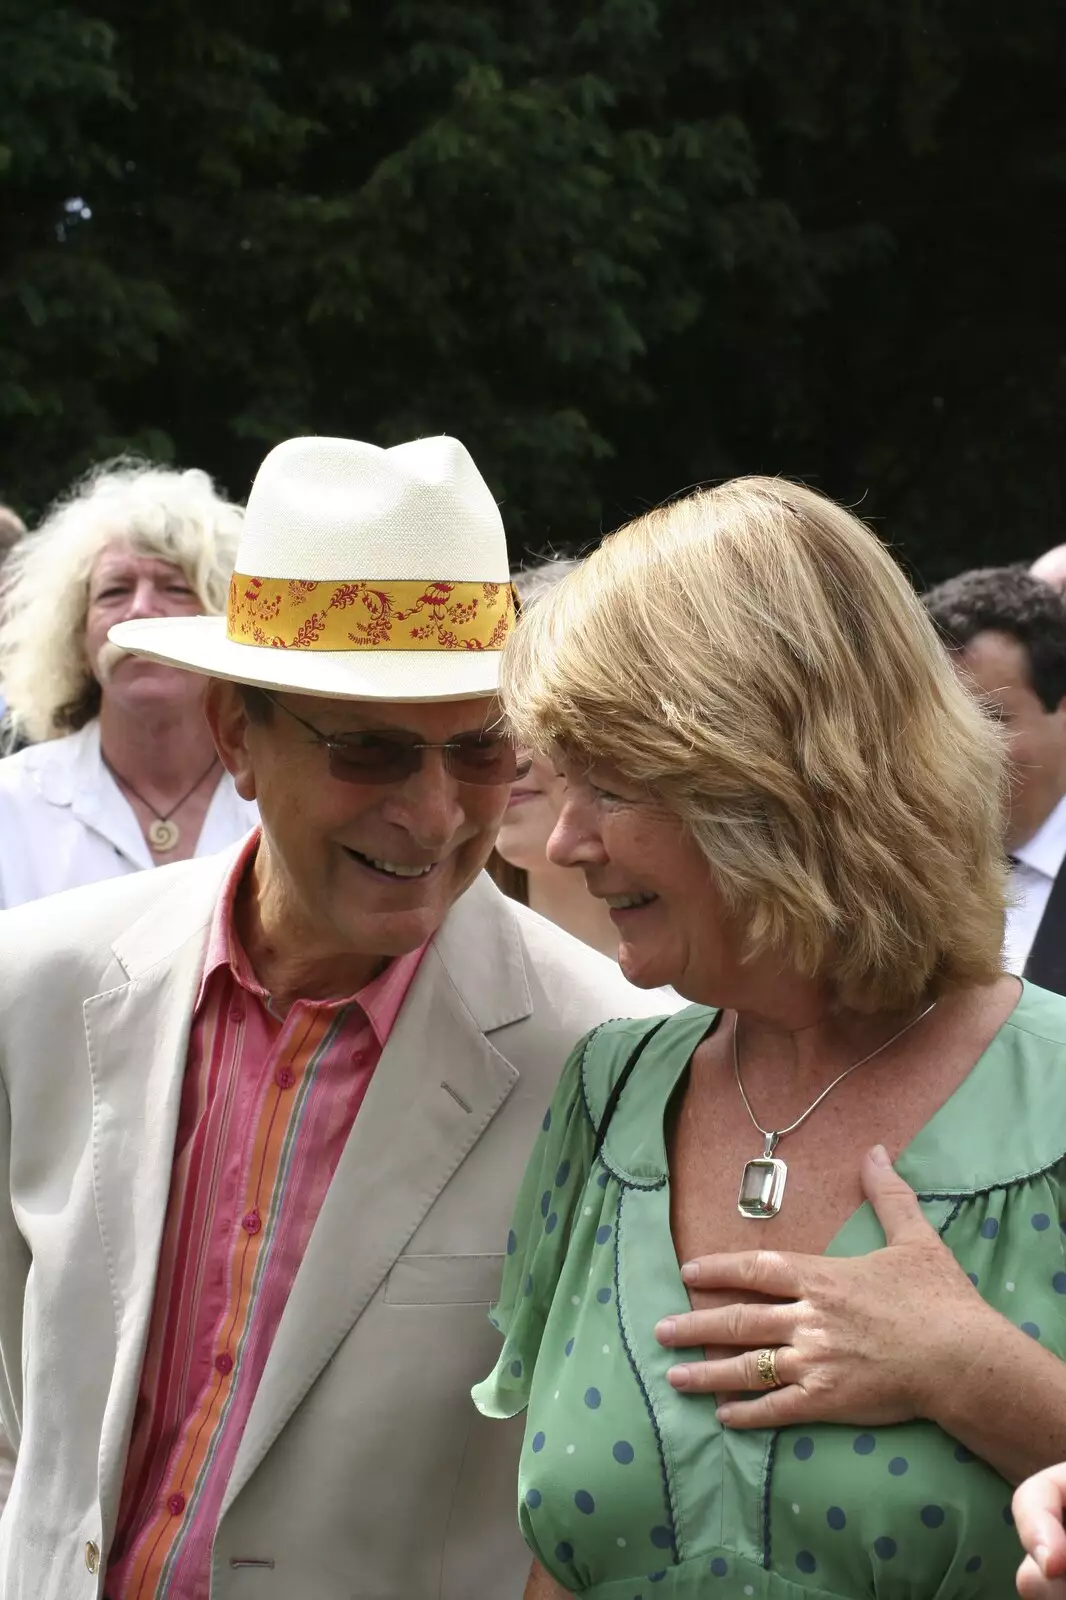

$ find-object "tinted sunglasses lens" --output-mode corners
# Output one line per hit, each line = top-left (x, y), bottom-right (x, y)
(448, 740), (524, 786)
(326, 740), (419, 784)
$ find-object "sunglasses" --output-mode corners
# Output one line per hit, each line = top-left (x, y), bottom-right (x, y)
(262, 692), (532, 787)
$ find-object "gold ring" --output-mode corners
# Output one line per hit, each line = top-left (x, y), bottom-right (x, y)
(755, 1347), (781, 1389)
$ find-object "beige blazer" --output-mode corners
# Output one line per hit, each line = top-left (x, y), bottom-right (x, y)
(0, 851), (673, 1599)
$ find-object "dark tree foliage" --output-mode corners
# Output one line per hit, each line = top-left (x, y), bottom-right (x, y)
(1, 0), (1063, 577)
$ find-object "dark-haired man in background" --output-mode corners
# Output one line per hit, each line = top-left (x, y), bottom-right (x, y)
(925, 566), (1066, 995)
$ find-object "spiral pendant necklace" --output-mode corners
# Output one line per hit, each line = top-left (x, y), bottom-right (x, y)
(107, 756), (220, 853)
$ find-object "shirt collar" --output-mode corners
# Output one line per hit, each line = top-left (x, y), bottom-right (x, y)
(196, 828), (428, 1047)
(1014, 791), (1066, 880)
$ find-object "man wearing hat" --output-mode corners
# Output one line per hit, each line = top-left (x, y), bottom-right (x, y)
(0, 436), (669, 1598)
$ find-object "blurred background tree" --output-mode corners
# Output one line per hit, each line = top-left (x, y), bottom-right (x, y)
(2, 0), (1063, 578)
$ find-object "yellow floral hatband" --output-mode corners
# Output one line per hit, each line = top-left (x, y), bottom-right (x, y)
(227, 575), (517, 652)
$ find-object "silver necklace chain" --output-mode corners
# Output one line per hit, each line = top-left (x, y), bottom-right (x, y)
(733, 999), (938, 1154)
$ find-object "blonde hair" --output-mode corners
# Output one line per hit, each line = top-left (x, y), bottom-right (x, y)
(0, 458), (243, 742)
(501, 476), (1008, 1012)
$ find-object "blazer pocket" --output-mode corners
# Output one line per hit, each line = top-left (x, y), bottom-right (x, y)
(384, 1253), (505, 1306)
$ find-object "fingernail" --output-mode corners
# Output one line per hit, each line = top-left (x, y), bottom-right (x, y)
(1037, 1543), (1050, 1576)
(870, 1143), (891, 1167)
(680, 1262), (698, 1284)
(654, 1318), (676, 1343)
(667, 1364), (691, 1389)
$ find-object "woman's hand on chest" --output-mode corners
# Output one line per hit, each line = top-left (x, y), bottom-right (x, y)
(655, 1144), (994, 1430)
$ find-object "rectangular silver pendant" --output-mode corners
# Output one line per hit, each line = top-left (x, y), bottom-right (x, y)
(737, 1156), (787, 1219)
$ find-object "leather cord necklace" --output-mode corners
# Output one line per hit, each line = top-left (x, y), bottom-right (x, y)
(106, 755), (220, 853)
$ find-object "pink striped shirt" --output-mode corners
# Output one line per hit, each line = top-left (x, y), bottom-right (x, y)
(106, 833), (426, 1598)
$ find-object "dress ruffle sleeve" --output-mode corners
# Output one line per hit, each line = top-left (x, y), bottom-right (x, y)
(472, 1028), (601, 1420)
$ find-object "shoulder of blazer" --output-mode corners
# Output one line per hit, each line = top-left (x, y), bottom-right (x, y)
(431, 870), (678, 1040)
(0, 846), (237, 1001)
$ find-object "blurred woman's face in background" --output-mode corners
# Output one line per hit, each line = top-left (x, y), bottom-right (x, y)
(494, 750), (566, 873)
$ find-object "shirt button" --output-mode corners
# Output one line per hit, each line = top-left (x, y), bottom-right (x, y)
(167, 1492), (186, 1516)
(228, 1006), (243, 1024)
(275, 1066), (295, 1090)
(85, 1541), (100, 1574)
(241, 1209), (261, 1235)
(215, 1351), (233, 1375)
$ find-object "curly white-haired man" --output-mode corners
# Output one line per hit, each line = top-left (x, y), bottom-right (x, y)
(0, 458), (258, 906)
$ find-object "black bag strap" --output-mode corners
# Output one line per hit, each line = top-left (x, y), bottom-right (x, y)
(591, 1016), (671, 1163)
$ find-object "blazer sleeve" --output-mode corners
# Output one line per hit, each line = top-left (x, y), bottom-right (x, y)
(0, 1063), (28, 1484)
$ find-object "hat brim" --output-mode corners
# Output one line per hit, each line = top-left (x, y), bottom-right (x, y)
(108, 617), (503, 703)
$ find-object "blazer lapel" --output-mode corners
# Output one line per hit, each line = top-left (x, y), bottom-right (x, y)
(225, 876), (532, 1511)
(1024, 862), (1066, 995)
(87, 854), (231, 1526)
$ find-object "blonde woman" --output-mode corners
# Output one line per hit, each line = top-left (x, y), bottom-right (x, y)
(474, 478), (1066, 1598)
(0, 459), (257, 905)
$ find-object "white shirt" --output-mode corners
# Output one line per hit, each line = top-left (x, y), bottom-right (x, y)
(0, 720), (259, 909)
(1004, 792), (1066, 975)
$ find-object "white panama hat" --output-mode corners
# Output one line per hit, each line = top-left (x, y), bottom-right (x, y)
(109, 434), (516, 702)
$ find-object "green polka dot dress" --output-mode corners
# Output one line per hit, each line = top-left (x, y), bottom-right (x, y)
(473, 984), (1066, 1597)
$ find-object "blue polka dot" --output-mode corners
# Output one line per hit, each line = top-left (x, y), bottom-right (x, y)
(827, 1507), (846, 1531)
(793, 1436), (815, 1461)
(921, 1505), (945, 1529)
(648, 1575), (666, 1585)
(967, 1272), (979, 1286)
(1054, 1272), (1066, 1295)
(853, 1433), (876, 1455)
(510, 1359), (523, 1378)
(564, 1338), (575, 1357)
(507, 1230), (517, 1256)
(524, 1273), (533, 1297)
(966, 1556), (982, 1573)
(1004, 1503), (1015, 1526)
(585, 1387), (602, 1410)
(540, 1190), (551, 1218)
(710, 1558), (728, 1577)
(545, 1213), (559, 1235)
(532, 1432), (545, 1453)
(796, 1551), (817, 1574)
(555, 1542), (574, 1563)
(542, 1107), (552, 1132)
(525, 1488), (542, 1509)
(874, 1536), (897, 1560)
(596, 1224), (613, 1245)
(980, 1217), (999, 1239)
(889, 1457), (909, 1476)
(555, 1161), (571, 1187)
(613, 1441), (635, 1464)
(575, 1490), (595, 1515)
(596, 1287), (613, 1304)
(1033, 1213), (1051, 1231)
(1022, 1321), (1041, 1339)
(954, 1444), (974, 1463)
(650, 1526), (673, 1550)
(597, 1169), (610, 1188)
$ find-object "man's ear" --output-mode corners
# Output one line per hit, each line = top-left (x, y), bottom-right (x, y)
(204, 679), (258, 802)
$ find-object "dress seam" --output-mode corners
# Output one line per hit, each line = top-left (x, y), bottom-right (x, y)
(614, 1185), (680, 1564)
(761, 1430), (780, 1570)
(915, 1149), (1066, 1200)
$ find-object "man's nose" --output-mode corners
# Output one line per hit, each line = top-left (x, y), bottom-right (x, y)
(381, 752), (466, 848)
(124, 578), (167, 620)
